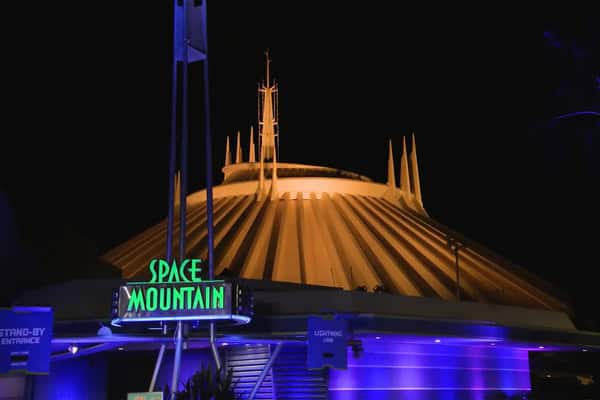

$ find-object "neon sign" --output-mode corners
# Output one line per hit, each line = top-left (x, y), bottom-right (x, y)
(111, 259), (252, 326)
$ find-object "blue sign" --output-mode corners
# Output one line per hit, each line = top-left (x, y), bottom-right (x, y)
(306, 317), (348, 370)
(0, 307), (53, 375)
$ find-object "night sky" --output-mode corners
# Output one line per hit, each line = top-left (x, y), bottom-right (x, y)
(4, 3), (600, 326)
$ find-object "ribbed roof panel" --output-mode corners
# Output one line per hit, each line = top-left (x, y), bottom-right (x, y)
(103, 178), (568, 313)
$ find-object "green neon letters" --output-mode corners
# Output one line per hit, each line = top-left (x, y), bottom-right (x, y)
(127, 285), (224, 313)
(128, 288), (146, 311)
(126, 258), (226, 314)
(148, 258), (203, 283)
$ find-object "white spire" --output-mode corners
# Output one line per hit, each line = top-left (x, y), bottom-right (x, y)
(249, 125), (256, 162)
(410, 133), (423, 206)
(224, 136), (231, 167)
(387, 139), (396, 188)
(235, 130), (243, 163)
(400, 136), (411, 195)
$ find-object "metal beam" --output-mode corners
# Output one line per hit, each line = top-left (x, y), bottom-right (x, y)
(200, 0), (221, 380)
(248, 343), (283, 400)
(51, 342), (117, 361)
(209, 322), (222, 371)
(148, 344), (166, 392)
(170, 321), (184, 399)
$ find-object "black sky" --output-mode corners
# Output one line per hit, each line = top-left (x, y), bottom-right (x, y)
(4, 2), (600, 325)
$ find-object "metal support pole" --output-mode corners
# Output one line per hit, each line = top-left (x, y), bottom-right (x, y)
(161, 2), (180, 393)
(209, 322), (222, 371)
(200, 1), (221, 373)
(202, 1), (215, 283)
(170, 321), (184, 400)
(179, 6), (189, 270)
(248, 343), (283, 400)
(148, 344), (166, 392)
(166, 3), (180, 264)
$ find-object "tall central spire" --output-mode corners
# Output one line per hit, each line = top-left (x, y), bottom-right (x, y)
(258, 50), (278, 161)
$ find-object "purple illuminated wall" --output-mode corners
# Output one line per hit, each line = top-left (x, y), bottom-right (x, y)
(328, 339), (531, 400)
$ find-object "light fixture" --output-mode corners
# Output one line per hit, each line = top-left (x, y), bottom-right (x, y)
(221, 342), (229, 346)
(118, 347), (125, 351)
(490, 342), (496, 346)
(97, 325), (112, 336)
(375, 336), (381, 340)
(546, 374), (552, 378)
(538, 346), (544, 349)
(434, 339), (441, 343)
(582, 348), (588, 352)
(67, 344), (79, 355)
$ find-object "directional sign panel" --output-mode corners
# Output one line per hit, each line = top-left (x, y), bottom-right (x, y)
(307, 317), (348, 370)
(0, 307), (53, 375)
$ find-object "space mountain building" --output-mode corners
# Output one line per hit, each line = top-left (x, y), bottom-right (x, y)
(14, 58), (599, 400)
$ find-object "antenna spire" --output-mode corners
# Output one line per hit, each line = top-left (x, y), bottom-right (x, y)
(265, 49), (271, 87)
(258, 50), (278, 161)
(256, 51), (279, 200)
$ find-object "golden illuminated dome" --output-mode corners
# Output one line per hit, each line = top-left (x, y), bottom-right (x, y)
(102, 55), (567, 314)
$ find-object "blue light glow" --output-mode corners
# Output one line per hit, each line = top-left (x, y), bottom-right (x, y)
(11, 306), (52, 313)
(110, 313), (251, 327)
(553, 111), (600, 119)
(32, 354), (107, 400)
(329, 339), (530, 400)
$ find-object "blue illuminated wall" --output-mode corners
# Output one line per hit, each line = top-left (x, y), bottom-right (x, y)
(328, 339), (531, 400)
(26, 340), (531, 399)
(32, 353), (107, 400)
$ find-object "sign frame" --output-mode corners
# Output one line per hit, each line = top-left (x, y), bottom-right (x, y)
(111, 259), (252, 327)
